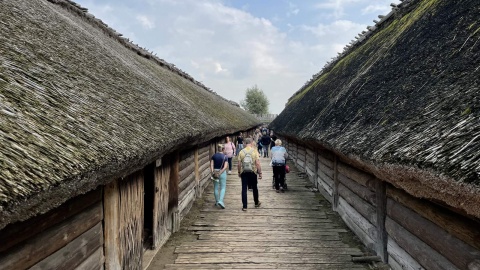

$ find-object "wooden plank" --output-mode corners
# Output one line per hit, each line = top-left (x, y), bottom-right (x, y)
(385, 217), (458, 270)
(169, 151), (179, 211)
(73, 247), (104, 270)
(104, 180), (120, 270)
(318, 151), (334, 168)
(0, 188), (102, 252)
(387, 185), (480, 251)
(175, 246), (362, 255)
(179, 161), (196, 181)
(0, 202), (103, 270)
(174, 253), (353, 264)
(165, 263), (367, 269)
(318, 161), (334, 179)
(338, 173), (376, 206)
(337, 162), (376, 191)
(179, 188), (196, 215)
(317, 169), (333, 187)
(179, 154), (195, 171)
(375, 180), (387, 262)
(318, 178), (333, 198)
(338, 184), (376, 225)
(387, 198), (480, 269)
(179, 170), (196, 193)
(153, 161), (171, 249)
(179, 178), (197, 201)
(333, 155), (339, 210)
(30, 222), (103, 270)
(336, 198), (376, 251)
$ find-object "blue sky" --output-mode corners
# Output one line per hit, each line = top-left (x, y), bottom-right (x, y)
(74, 0), (399, 114)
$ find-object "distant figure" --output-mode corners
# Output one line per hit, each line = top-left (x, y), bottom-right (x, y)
(260, 132), (271, 158)
(236, 132), (244, 156)
(270, 131), (277, 150)
(238, 138), (262, 211)
(271, 139), (288, 193)
(210, 144), (228, 208)
(224, 136), (236, 174)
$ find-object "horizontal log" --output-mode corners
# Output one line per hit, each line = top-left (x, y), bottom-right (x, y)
(318, 152), (334, 168)
(338, 173), (376, 206)
(387, 198), (480, 269)
(0, 202), (103, 270)
(337, 162), (376, 191)
(180, 149), (195, 162)
(387, 185), (480, 251)
(338, 184), (377, 226)
(0, 188), (102, 252)
(317, 170), (333, 187)
(73, 247), (104, 270)
(179, 171), (196, 192)
(351, 256), (381, 262)
(317, 178), (333, 196)
(30, 222), (103, 270)
(179, 162), (196, 180)
(175, 246), (362, 255)
(318, 161), (334, 179)
(385, 217), (458, 270)
(179, 155), (195, 171)
(337, 198), (376, 251)
(179, 180), (197, 201)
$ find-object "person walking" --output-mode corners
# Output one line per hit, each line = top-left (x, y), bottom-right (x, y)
(224, 136), (236, 174)
(271, 139), (288, 193)
(236, 132), (244, 156)
(260, 132), (271, 158)
(269, 131), (277, 150)
(238, 137), (262, 211)
(210, 144), (228, 208)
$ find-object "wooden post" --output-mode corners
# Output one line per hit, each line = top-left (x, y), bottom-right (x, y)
(194, 147), (200, 197)
(104, 180), (120, 270)
(169, 151), (180, 233)
(314, 152), (319, 189)
(333, 155), (339, 210)
(375, 179), (387, 262)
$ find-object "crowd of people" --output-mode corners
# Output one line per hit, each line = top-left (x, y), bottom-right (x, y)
(209, 127), (288, 211)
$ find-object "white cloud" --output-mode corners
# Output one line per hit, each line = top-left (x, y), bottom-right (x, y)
(362, 4), (392, 15)
(136, 15), (155, 29)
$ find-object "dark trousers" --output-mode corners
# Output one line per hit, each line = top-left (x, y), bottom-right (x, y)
(241, 172), (259, 208)
(227, 157), (233, 171)
(273, 165), (286, 190)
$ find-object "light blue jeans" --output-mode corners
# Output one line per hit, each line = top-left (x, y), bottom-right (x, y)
(213, 171), (227, 207)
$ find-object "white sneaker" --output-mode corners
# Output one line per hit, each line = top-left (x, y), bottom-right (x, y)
(228, 171), (232, 174)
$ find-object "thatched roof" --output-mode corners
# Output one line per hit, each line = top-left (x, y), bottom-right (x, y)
(271, 0), (480, 218)
(0, 0), (259, 229)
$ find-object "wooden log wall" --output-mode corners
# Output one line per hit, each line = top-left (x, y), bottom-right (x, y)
(152, 156), (172, 249)
(198, 143), (213, 193)
(278, 136), (480, 270)
(178, 148), (197, 219)
(104, 172), (144, 270)
(0, 189), (104, 270)
(305, 148), (316, 185)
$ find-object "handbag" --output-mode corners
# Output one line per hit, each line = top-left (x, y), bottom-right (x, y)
(285, 165), (290, 173)
(212, 169), (221, 179)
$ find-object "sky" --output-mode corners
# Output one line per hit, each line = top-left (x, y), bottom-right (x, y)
(74, 0), (400, 114)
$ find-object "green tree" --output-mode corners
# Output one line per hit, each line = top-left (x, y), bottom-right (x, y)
(240, 85), (269, 114)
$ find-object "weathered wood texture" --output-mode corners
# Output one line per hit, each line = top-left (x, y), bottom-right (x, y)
(153, 158), (172, 249)
(153, 157), (369, 270)
(0, 188), (101, 253)
(386, 217), (458, 270)
(30, 222), (104, 270)
(387, 196), (480, 269)
(0, 201), (103, 270)
(104, 172), (144, 270)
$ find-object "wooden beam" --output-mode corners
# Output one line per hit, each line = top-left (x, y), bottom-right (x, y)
(385, 217), (458, 270)
(333, 155), (339, 210)
(387, 186), (480, 251)
(0, 202), (103, 270)
(0, 188), (102, 253)
(30, 222), (103, 270)
(337, 162), (376, 191)
(375, 180), (387, 263)
(104, 180), (120, 270)
(387, 198), (480, 269)
(338, 173), (376, 206)
(338, 184), (376, 226)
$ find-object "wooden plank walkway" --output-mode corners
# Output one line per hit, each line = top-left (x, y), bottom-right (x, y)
(160, 157), (369, 269)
